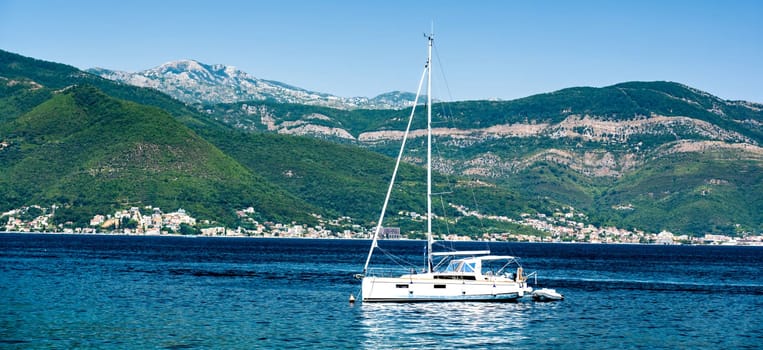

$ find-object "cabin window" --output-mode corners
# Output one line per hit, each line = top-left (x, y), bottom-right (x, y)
(464, 263), (476, 272)
(395, 284), (409, 288)
(444, 260), (476, 273)
(434, 284), (446, 289)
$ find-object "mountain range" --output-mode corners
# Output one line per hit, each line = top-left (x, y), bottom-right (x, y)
(87, 60), (417, 109)
(1, 49), (532, 235)
(200, 82), (763, 235)
(2, 49), (762, 236)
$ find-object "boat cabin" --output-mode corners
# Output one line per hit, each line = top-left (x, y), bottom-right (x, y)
(434, 255), (519, 280)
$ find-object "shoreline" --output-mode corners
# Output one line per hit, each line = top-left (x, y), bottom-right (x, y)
(2, 231), (762, 246)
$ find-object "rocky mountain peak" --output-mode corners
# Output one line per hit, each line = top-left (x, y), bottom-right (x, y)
(88, 60), (416, 109)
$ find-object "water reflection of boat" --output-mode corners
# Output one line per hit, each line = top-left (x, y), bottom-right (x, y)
(357, 32), (531, 302)
(360, 302), (531, 348)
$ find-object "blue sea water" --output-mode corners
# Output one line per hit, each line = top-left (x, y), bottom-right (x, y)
(1, 233), (761, 349)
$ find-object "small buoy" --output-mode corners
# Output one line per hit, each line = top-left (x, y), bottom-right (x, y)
(349, 294), (356, 304)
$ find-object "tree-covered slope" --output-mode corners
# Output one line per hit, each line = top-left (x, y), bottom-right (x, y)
(200, 82), (763, 236)
(593, 149), (763, 235)
(0, 85), (316, 225)
(0, 49), (220, 130)
(207, 131), (542, 235)
(3, 49), (761, 236)
(0, 50), (541, 236)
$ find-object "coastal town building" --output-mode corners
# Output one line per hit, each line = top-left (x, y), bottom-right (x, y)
(2, 204), (761, 245)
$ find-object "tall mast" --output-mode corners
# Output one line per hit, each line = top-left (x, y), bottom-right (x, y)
(362, 32), (435, 276)
(426, 32), (434, 273)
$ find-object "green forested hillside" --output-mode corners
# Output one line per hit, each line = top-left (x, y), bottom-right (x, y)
(0, 50), (219, 130)
(0, 50), (542, 235)
(201, 81), (763, 236)
(2, 49), (761, 236)
(0, 85), (316, 226)
(206, 131), (542, 235)
(593, 151), (763, 235)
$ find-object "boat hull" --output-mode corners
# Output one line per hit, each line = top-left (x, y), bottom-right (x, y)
(362, 276), (525, 302)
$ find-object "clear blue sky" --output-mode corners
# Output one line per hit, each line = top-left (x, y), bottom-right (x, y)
(2, 0), (762, 102)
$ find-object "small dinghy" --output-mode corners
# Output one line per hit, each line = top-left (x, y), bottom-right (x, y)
(532, 288), (564, 302)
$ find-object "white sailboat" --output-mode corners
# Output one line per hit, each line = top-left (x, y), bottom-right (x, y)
(358, 33), (532, 302)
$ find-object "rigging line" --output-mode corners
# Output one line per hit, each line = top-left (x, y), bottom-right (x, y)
(430, 120), (459, 239)
(434, 40), (488, 241)
(426, 55), (461, 243)
(431, 191), (453, 195)
(432, 134), (458, 197)
(376, 246), (418, 269)
(439, 195), (452, 237)
(362, 63), (429, 274)
(431, 44), (460, 197)
(429, 142), (456, 240)
(433, 43), (455, 104)
(428, 45), (455, 224)
(471, 184), (487, 233)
